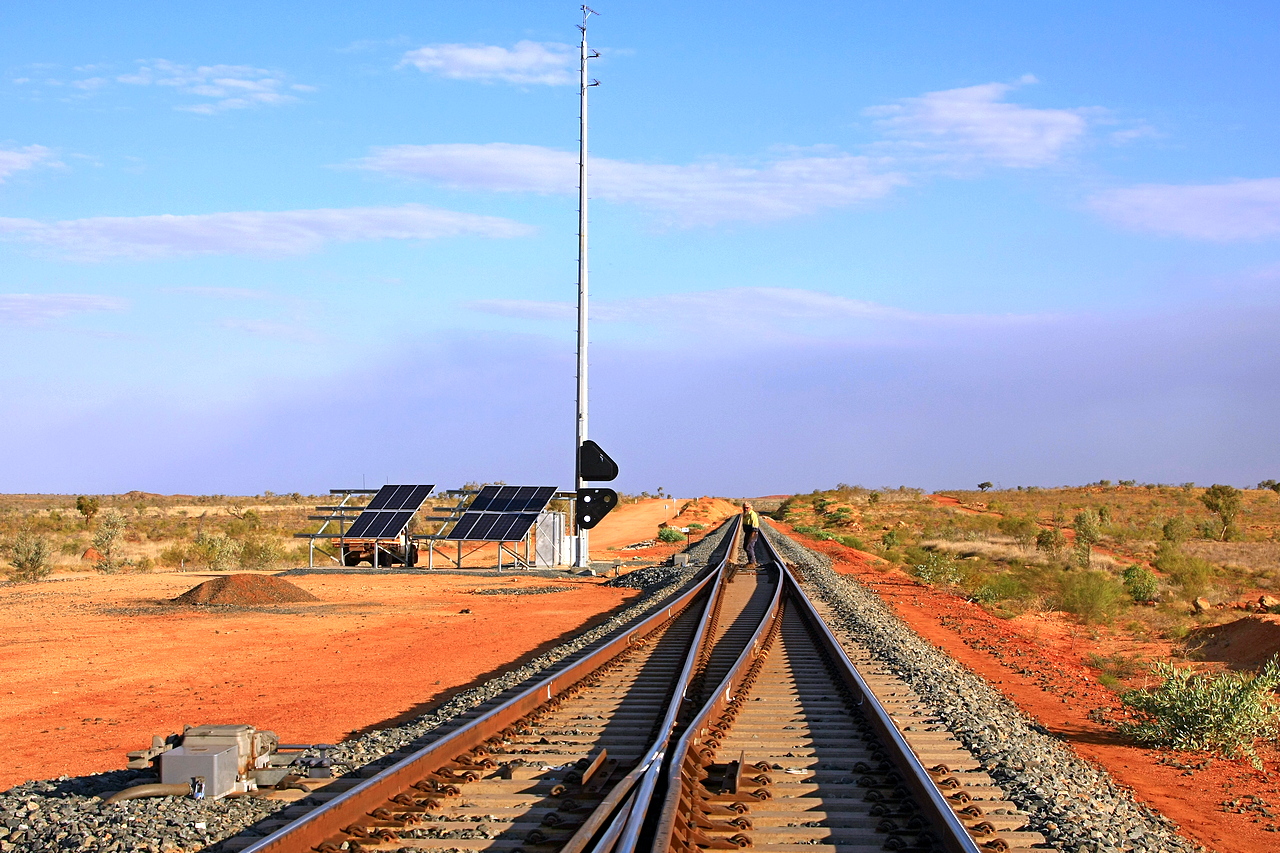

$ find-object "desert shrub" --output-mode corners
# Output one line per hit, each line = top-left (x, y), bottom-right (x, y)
(834, 534), (866, 550)
(880, 530), (901, 549)
(1118, 657), (1280, 766)
(997, 516), (1038, 547)
(1161, 517), (1193, 543)
(192, 531), (242, 570)
(1036, 527), (1066, 556)
(238, 537), (285, 571)
(1059, 569), (1125, 624)
(1088, 652), (1147, 688)
(92, 509), (129, 574)
(657, 527), (686, 543)
(971, 573), (1030, 604)
(910, 551), (961, 586)
(793, 525), (835, 541)
(1072, 509), (1102, 567)
(1154, 543), (1216, 599)
(1122, 565), (1160, 603)
(159, 543), (192, 569)
(688, 523), (705, 531)
(7, 531), (52, 582)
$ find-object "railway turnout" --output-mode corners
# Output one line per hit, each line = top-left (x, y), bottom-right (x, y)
(231, 522), (1044, 853)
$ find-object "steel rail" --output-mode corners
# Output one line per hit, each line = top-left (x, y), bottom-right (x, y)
(648, 565), (785, 853)
(562, 517), (744, 853)
(236, 520), (740, 853)
(777, 555), (983, 853)
(647, 529), (984, 853)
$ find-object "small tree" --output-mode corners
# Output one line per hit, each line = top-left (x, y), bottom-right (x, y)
(977, 482), (993, 492)
(1200, 484), (1243, 541)
(1162, 517), (1193, 543)
(1036, 527), (1066, 556)
(92, 509), (129, 574)
(1059, 569), (1125, 624)
(1072, 509), (1102, 567)
(7, 531), (53, 582)
(75, 496), (100, 526)
(1257, 479), (1279, 493)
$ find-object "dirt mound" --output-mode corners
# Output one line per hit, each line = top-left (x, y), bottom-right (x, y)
(172, 574), (320, 606)
(1190, 615), (1280, 671)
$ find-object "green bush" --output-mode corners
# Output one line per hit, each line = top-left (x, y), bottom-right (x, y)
(687, 523), (706, 531)
(657, 527), (686, 543)
(1035, 527), (1066, 556)
(971, 573), (1030, 604)
(92, 509), (130, 574)
(1059, 569), (1125, 624)
(1154, 543), (1216, 599)
(909, 551), (961, 586)
(998, 516), (1039, 547)
(834, 534), (866, 550)
(1122, 565), (1160, 603)
(238, 537), (285, 571)
(7, 531), (53, 582)
(1118, 657), (1280, 766)
(192, 531), (242, 570)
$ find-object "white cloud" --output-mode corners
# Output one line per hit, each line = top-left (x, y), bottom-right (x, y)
(0, 204), (534, 261)
(116, 59), (308, 113)
(1089, 179), (1280, 241)
(359, 143), (903, 225)
(469, 287), (1047, 335)
(867, 77), (1089, 168)
(400, 41), (576, 85)
(0, 293), (126, 325)
(0, 145), (56, 182)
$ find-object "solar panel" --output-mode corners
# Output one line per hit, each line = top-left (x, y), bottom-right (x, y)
(366, 484), (435, 511)
(445, 486), (556, 541)
(342, 484), (434, 540)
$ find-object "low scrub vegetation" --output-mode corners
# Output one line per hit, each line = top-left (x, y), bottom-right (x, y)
(1118, 657), (1280, 766)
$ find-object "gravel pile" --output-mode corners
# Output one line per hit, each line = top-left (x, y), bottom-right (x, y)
(469, 586), (574, 596)
(0, 525), (739, 853)
(171, 575), (319, 606)
(762, 520), (1200, 853)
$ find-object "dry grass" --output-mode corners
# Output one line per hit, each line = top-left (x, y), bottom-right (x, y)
(1182, 542), (1280, 573)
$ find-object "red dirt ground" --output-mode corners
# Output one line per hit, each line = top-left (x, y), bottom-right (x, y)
(0, 572), (638, 791)
(773, 520), (1280, 853)
(1192, 616), (1280, 672)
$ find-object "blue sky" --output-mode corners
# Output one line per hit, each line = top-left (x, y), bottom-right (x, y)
(2, 1), (1278, 496)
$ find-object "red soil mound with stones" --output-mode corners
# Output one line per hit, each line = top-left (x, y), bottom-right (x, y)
(171, 574), (320, 606)
(1190, 614), (1280, 671)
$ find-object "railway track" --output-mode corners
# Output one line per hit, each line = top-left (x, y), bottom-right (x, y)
(229, 523), (1045, 853)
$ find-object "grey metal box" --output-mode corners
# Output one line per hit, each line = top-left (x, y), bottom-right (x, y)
(160, 744), (238, 799)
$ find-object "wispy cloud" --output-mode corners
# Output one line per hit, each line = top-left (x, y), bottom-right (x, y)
(359, 144), (903, 226)
(164, 286), (272, 300)
(116, 59), (309, 113)
(0, 204), (534, 261)
(469, 287), (1048, 339)
(400, 41), (576, 85)
(0, 293), (126, 325)
(0, 145), (57, 182)
(1089, 179), (1280, 241)
(866, 76), (1090, 168)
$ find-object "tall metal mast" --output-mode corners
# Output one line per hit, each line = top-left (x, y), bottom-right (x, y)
(574, 6), (598, 568)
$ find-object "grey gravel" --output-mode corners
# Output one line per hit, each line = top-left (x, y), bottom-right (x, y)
(762, 519), (1203, 853)
(0, 522), (737, 853)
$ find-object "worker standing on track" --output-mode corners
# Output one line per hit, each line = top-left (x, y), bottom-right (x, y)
(742, 502), (760, 566)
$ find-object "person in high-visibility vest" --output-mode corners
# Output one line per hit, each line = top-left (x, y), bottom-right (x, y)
(742, 502), (760, 566)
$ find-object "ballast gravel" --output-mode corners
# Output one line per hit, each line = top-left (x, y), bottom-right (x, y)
(762, 520), (1201, 853)
(0, 524), (732, 853)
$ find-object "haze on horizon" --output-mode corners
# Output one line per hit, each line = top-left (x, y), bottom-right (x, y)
(1, 1), (1277, 497)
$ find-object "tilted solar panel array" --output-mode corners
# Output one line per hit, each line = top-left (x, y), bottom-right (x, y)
(344, 484), (434, 539)
(446, 485), (557, 542)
